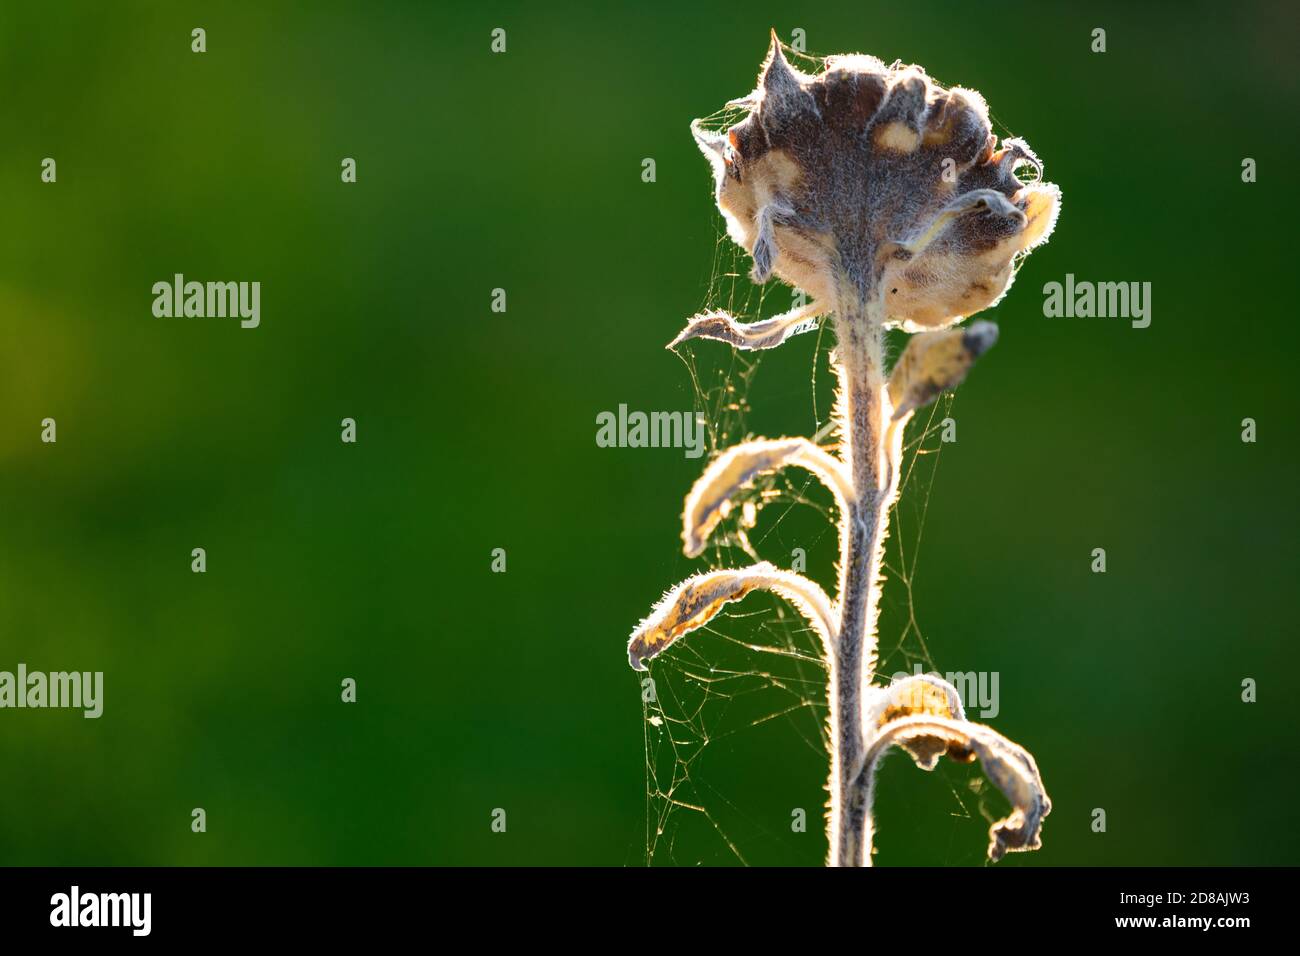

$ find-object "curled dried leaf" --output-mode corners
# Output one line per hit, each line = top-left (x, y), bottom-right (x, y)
(682, 438), (851, 557)
(858, 714), (1051, 862)
(865, 673), (967, 727)
(668, 304), (823, 351)
(862, 674), (966, 770)
(887, 320), (998, 420)
(627, 562), (834, 670)
(884, 189), (1023, 264)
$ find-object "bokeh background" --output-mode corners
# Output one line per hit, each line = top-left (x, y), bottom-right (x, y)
(2, 0), (1297, 866)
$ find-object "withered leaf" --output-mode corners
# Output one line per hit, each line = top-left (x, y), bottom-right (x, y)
(682, 438), (851, 557)
(628, 562), (834, 670)
(668, 307), (822, 351)
(886, 321), (998, 420)
(859, 714), (1051, 862)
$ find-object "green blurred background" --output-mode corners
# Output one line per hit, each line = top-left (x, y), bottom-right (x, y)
(2, 0), (1297, 866)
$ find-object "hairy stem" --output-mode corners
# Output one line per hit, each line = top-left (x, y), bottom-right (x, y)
(827, 287), (889, 867)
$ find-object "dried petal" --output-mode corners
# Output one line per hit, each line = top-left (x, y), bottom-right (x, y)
(627, 563), (834, 670)
(859, 714), (1051, 862)
(681, 438), (851, 557)
(887, 321), (998, 420)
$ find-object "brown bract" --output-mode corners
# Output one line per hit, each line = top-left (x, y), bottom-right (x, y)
(692, 31), (1060, 330)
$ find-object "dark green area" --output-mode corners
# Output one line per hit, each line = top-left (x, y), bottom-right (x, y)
(1, 1), (1296, 866)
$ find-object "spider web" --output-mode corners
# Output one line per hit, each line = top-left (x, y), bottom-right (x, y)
(634, 46), (1026, 867)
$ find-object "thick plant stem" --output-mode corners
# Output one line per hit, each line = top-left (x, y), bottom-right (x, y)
(827, 290), (889, 867)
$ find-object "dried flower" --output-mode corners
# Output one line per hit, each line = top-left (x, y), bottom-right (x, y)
(627, 32), (1057, 867)
(686, 30), (1059, 345)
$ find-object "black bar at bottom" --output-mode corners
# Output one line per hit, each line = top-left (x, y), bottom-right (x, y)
(0, 866), (1278, 941)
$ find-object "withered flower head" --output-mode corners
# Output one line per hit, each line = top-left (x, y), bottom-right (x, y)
(692, 31), (1060, 330)
(630, 33), (1057, 868)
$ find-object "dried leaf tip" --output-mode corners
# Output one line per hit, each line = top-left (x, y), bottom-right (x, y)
(887, 320), (999, 420)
